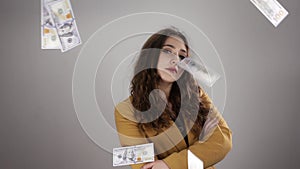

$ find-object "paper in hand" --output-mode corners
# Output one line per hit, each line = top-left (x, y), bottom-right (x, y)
(113, 143), (154, 167)
(188, 150), (203, 169)
(250, 0), (289, 27)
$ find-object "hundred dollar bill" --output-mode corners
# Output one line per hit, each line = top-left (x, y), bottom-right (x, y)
(250, 0), (289, 27)
(46, 0), (81, 52)
(41, 0), (60, 49)
(177, 57), (220, 87)
(134, 143), (155, 164)
(113, 143), (154, 167)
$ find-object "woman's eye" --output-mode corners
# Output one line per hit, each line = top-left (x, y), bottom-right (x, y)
(162, 49), (172, 54)
(179, 55), (186, 60)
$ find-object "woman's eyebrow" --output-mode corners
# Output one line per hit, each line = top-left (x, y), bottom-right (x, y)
(163, 44), (187, 53)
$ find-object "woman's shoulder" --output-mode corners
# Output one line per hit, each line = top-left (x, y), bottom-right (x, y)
(115, 97), (135, 119)
(115, 97), (132, 110)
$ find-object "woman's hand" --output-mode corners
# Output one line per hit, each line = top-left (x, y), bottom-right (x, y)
(141, 160), (170, 169)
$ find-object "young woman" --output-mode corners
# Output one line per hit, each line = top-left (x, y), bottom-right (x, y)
(114, 27), (232, 169)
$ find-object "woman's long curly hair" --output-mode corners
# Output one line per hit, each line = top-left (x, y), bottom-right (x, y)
(130, 27), (212, 136)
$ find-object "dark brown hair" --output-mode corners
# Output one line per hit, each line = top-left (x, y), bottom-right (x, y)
(130, 27), (212, 136)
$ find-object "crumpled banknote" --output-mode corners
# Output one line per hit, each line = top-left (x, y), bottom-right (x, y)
(41, 0), (81, 52)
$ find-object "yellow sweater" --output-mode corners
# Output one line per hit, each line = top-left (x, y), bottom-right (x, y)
(114, 92), (232, 169)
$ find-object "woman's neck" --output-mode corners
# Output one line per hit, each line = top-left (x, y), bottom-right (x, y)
(158, 81), (172, 99)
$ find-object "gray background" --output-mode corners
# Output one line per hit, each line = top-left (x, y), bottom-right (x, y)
(1, 0), (299, 169)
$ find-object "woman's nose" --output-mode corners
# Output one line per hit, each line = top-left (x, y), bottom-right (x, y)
(170, 58), (179, 65)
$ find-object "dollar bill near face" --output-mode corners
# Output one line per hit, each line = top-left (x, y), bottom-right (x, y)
(250, 0), (289, 27)
(177, 57), (220, 87)
(113, 143), (154, 167)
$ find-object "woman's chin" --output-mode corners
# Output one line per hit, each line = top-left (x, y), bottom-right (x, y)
(161, 75), (179, 83)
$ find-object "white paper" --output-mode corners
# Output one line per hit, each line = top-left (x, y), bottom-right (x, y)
(188, 150), (203, 169)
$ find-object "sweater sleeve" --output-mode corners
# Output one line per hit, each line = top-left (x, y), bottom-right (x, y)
(163, 88), (232, 169)
(162, 113), (232, 169)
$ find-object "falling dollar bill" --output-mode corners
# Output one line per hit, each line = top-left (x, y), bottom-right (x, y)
(250, 0), (289, 27)
(41, 0), (60, 49)
(47, 0), (81, 52)
(41, 0), (81, 52)
(113, 143), (154, 167)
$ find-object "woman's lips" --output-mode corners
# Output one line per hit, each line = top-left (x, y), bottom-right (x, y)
(165, 67), (177, 73)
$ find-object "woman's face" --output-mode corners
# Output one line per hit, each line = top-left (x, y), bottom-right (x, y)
(157, 36), (187, 83)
